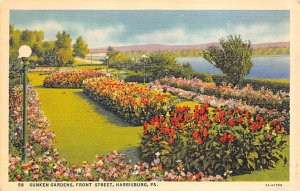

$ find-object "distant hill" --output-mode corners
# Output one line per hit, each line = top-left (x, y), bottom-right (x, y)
(90, 42), (289, 53)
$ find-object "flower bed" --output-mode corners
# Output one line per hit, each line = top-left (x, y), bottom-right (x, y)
(141, 104), (287, 176)
(149, 81), (290, 134)
(9, 85), (223, 181)
(83, 77), (176, 125)
(159, 77), (290, 111)
(43, 69), (108, 88)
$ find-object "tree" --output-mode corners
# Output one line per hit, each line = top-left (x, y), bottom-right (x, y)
(55, 31), (73, 66)
(43, 49), (60, 66)
(106, 46), (119, 59)
(55, 31), (72, 49)
(144, 52), (191, 81)
(73, 36), (89, 59)
(203, 35), (253, 85)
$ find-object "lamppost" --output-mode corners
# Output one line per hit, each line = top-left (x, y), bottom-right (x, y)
(18, 45), (32, 163)
(141, 54), (147, 84)
(105, 56), (109, 72)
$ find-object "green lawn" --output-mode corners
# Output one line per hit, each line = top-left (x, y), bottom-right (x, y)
(28, 73), (142, 164)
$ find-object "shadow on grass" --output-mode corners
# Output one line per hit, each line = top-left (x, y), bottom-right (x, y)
(75, 91), (134, 127)
(118, 146), (144, 163)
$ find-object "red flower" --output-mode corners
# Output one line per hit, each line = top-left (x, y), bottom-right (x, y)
(180, 123), (185, 131)
(197, 138), (203, 145)
(219, 133), (227, 143)
(171, 127), (176, 136)
(219, 111), (225, 118)
(228, 119), (235, 126)
(150, 119), (155, 126)
(169, 137), (174, 144)
(235, 107), (241, 113)
(160, 115), (165, 122)
(237, 117), (243, 124)
(275, 125), (281, 132)
(250, 124), (256, 132)
(160, 127), (165, 134)
(221, 119), (225, 125)
(205, 122), (211, 128)
(192, 131), (199, 139)
(16, 175), (22, 181)
(205, 102), (209, 109)
(228, 134), (234, 142)
(272, 119), (277, 125)
(244, 111), (249, 118)
(184, 115), (190, 122)
(165, 126), (170, 134)
(194, 112), (199, 120)
(144, 121), (148, 129)
(203, 128), (208, 138)
(178, 114), (183, 121)
(200, 107), (206, 115)
(256, 114), (261, 121)
(153, 135), (159, 142)
(194, 105), (199, 110)
(22, 164), (31, 170)
(227, 109), (232, 115)
(155, 115), (159, 122)
(196, 172), (204, 179)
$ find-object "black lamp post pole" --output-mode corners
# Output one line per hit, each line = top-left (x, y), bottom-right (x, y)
(22, 59), (27, 163)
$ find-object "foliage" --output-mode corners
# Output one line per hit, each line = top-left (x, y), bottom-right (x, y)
(42, 48), (60, 66)
(73, 36), (89, 59)
(203, 35), (253, 85)
(106, 46), (120, 58)
(193, 72), (213, 82)
(141, 104), (287, 176)
(54, 31), (74, 66)
(43, 69), (107, 88)
(253, 47), (289, 56)
(83, 77), (176, 125)
(109, 52), (132, 69)
(124, 73), (149, 83)
(211, 74), (227, 86)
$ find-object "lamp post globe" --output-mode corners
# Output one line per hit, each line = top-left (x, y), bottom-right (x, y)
(18, 45), (32, 60)
(18, 45), (32, 164)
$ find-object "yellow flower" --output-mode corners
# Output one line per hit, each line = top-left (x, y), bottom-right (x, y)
(272, 130), (277, 136)
(265, 124), (271, 132)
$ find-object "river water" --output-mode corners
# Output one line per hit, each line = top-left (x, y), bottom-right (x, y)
(177, 56), (290, 79)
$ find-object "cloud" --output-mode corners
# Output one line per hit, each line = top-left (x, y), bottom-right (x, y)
(14, 19), (289, 48)
(78, 25), (125, 48)
(133, 21), (289, 45)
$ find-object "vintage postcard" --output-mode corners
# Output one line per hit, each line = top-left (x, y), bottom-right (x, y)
(0, 0), (299, 191)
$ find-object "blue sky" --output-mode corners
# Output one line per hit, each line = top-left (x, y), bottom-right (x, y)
(10, 10), (289, 48)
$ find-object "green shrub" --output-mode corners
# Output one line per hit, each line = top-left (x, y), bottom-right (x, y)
(193, 72), (213, 82)
(212, 74), (227, 85)
(124, 73), (149, 83)
(241, 78), (289, 93)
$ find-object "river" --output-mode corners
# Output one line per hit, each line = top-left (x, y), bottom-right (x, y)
(176, 56), (290, 79)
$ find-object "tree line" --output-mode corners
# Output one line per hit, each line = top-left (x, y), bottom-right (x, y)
(9, 25), (89, 67)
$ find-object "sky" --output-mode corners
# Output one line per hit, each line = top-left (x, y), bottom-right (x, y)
(10, 10), (289, 48)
